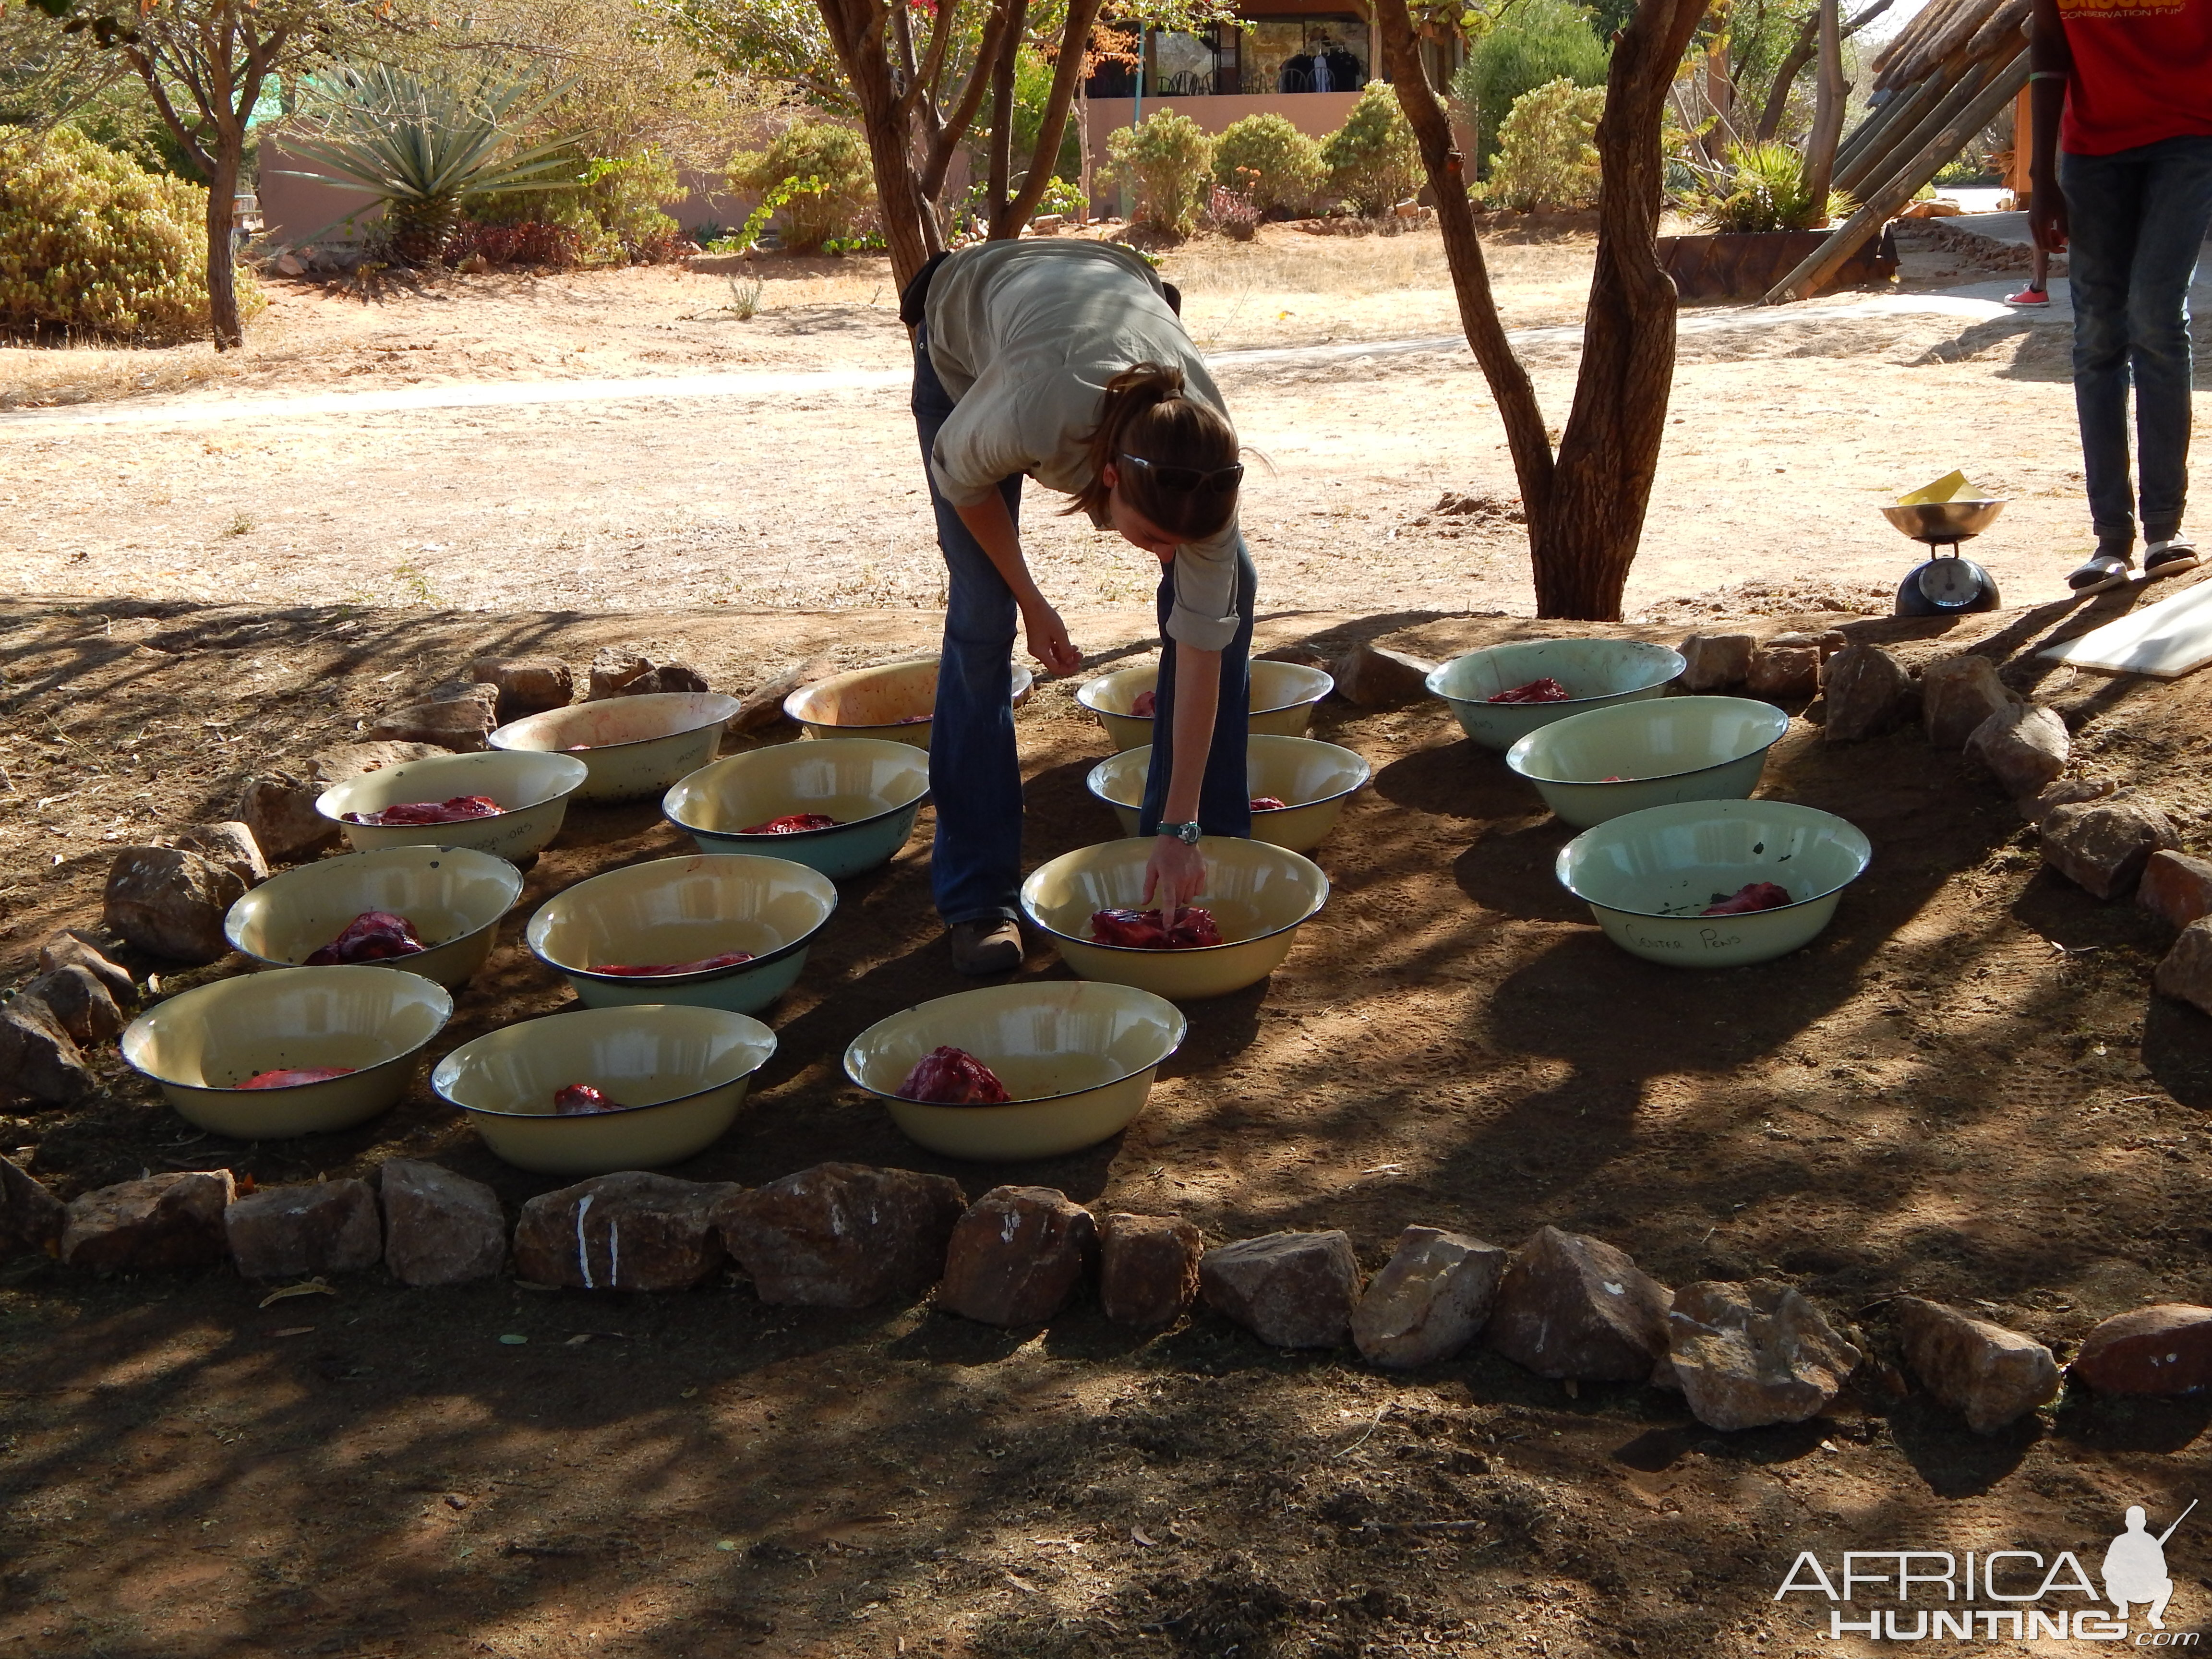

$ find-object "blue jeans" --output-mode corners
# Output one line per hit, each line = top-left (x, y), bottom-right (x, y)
(2057, 135), (2212, 549)
(912, 331), (1255, 925)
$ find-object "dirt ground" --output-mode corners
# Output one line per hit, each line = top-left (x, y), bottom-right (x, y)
(3, 570), (2212, 1658)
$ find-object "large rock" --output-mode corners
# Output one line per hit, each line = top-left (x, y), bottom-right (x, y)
(620, 662), (709, 697)
(1352, 1225), (1507, 1369)
(1679, 633), (1755, 692)
(305, 741), (452, 790)
(512, 1172), (738, 1291)
(2139, 850), (2212, 932)
(102, 846), (245, 962)
(361, 682), (500, 752)
(1745, 643), (1819, 701)
(380, 1159), (506, 1286)
(1895, 1296), (2060, 1433)
(1097, 1212), (1203, 1330)
(0, 1156), (66, 1258)
(0, 994), (96, 1103)
(1820, 645), (1911, 743)
(465, 655), (573, 719)
(18, 966), (125, 1046)
(1333, 643), (1435, 709)
(1921, 654), (2012, 750)
(60, 1170), (234, 1272)
(586, 648), (655, 700)
(237, 769), (343, 863)
(38, 929), (134, 1001)
(719, 1162), (965, 1308)
(1486, 1225), (1672, 1382)
(1666, 1279), (1862, 1431)
(1965, 704), (2069, 797)
(2041, 791), (2177, 900)
(1200, 1230), (1362, 1349)
(2154, 919), (2212, 1017)
(2069, 1304), (2212, 1396)
(225, 1179), (381, 1279)
(173, 821), (269, 889)
(728, 660), (829, 734)
(2020, 772), (2116, 826)
(937, 1186), (1096, 1327)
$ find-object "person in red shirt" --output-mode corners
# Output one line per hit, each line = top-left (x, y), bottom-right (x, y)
(2028, 0), (2212, 593)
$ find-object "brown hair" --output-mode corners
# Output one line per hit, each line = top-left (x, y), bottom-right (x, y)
(1064, 362), (1241, 541)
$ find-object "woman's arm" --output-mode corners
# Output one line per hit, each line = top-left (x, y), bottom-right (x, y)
(2027, 0), (2072, 252)
(1143, 643), (1219, 918)
(952, 493), (1083, 675)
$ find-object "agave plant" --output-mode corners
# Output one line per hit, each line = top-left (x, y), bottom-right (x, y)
(280, 64), (581, 262)
(1685, 142), (1854, 235)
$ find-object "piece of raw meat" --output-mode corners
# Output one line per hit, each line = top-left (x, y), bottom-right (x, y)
(1088, 906), (1224, 950)
(590, 951), (754, 976)
(238, 1066), (356, 1089)
(1487, 678), (1572, 704)
(740, 812), (840, 834)
(344, 795), (504, 826)
(1701, 882), (1793, 915)
(1130, 690), (1157, 718)
(1249, 795), (1287, 811)
(896, 1046), (1011, 1105)
(304, 911), (428, 965)
(553, 1084), (626, 1114)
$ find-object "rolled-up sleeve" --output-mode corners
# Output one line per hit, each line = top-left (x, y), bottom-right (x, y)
(1165, 520), (1242, 650)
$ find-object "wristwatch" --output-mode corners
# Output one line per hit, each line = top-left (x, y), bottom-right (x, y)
(1159, 821), (1203, 846)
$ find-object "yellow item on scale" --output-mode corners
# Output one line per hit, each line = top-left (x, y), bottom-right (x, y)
(1899, 469), (1972, 505)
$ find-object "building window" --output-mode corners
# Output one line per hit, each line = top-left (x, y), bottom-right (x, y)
(1241, 16), (1370, 94)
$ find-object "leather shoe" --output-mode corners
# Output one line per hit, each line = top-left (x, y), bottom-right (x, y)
(949, 919), (1022, 976)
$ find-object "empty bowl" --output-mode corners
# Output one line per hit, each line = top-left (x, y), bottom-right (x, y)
(121, 964), (453, 1137)
(1077, 660), (1335, 752)
(1505, 697), (1791, 828)
(432, 1003), (777, 1175)
(782, 657), (1034, 750)
(316, 749), (589, 861)
(225, 845), (525, 987)
(490, 692), (742, 803)
(1428, 638), (1685, 750)
(1555, 799), (1873, 968)
(662, 739), (931, 879)
(1020, 836), (1329, 1000)
(1086, 735), (1371, 854)
(844, 980), (1187, 1160)
(527, 854), (838, 1015)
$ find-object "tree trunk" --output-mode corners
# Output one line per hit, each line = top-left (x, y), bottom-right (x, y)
(817, 0), (935, 290)
(983, 0), (1027, 228)
(205, 138), (243, 350)
(992, 0), (1106, 237)
(1801, 0), (1845, 213)
(1753, 13), (1819, 141)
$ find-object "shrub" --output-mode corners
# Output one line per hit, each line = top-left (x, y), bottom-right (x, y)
(1206, 183), (1261, 240)
(1211, 112), (1326, 216)
(1686, 141), (1852, 233)
(729, 121), (875, 252)
(1106, 107), (1214, 236)
(0, 126), (262, 342)
(1321, 84), (1422, 217)
(1480, 78), (1604, 210)
(1451, 0), (1609, 172)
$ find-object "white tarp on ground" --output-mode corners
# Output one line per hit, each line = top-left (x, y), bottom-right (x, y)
(2042, 576), (2212, 679)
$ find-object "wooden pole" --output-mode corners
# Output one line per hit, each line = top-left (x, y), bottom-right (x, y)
(1802, 0), (1844, 211)
(1763, 48), (2030, 303)
(1836, 56), (1993, 196)
(1834, 75), (1935, 174)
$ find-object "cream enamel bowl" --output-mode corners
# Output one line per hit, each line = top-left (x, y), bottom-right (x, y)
(489, 692), (742, 803)
(1086, 734), (1370, 854)
(432, 1003), (777, 1175)
(316, 749), (589, 861)
(1020, 836), (1329, 1000)
(1428, 638), (1685, 751)
(661, 738), (931, 880)
(782, 658), (1034, 751)
(845, 980), (1187, 1160)
(1077, 660), (1334, 753)
(527, 854), (838, 1015)
(1504, 697), (1790, 829)
(224, 845), (524, 988)
(121, 965), (452, 1137)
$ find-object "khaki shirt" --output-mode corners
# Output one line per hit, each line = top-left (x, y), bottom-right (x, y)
(924, 240), (1243, 651)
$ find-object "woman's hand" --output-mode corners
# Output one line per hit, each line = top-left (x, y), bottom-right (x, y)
(1022, 604), (1083, 677)
(1142, 834), (1207, 921)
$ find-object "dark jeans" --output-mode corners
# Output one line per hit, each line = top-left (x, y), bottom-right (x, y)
(2057, 135), (2212, 549)
(911, 330), (1254, 926)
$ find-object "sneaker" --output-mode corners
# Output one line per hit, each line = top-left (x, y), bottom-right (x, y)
(2143, 537), (2200, 580)
(2068, 551), (2133, 594)
(2006, 285), (2050, 306)
(949, 918), (1022, 976)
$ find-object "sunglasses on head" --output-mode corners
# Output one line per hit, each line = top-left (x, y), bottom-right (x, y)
(1118, 452), (1245, 494)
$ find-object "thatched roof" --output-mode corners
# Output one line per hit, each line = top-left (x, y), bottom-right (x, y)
(1869, 0), (2029, 90)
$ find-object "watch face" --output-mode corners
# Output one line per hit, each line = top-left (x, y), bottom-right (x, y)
(1917, 558), (1986, 610)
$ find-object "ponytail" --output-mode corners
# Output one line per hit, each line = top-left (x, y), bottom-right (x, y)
(1064, 362), (1241, 541)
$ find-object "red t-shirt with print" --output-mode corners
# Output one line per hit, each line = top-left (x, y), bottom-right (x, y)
(2059, 0), (2212, 154)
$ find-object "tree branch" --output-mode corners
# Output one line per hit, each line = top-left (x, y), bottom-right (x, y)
(991, 0), (1103, 234)
(920, 0), (1015, 198)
